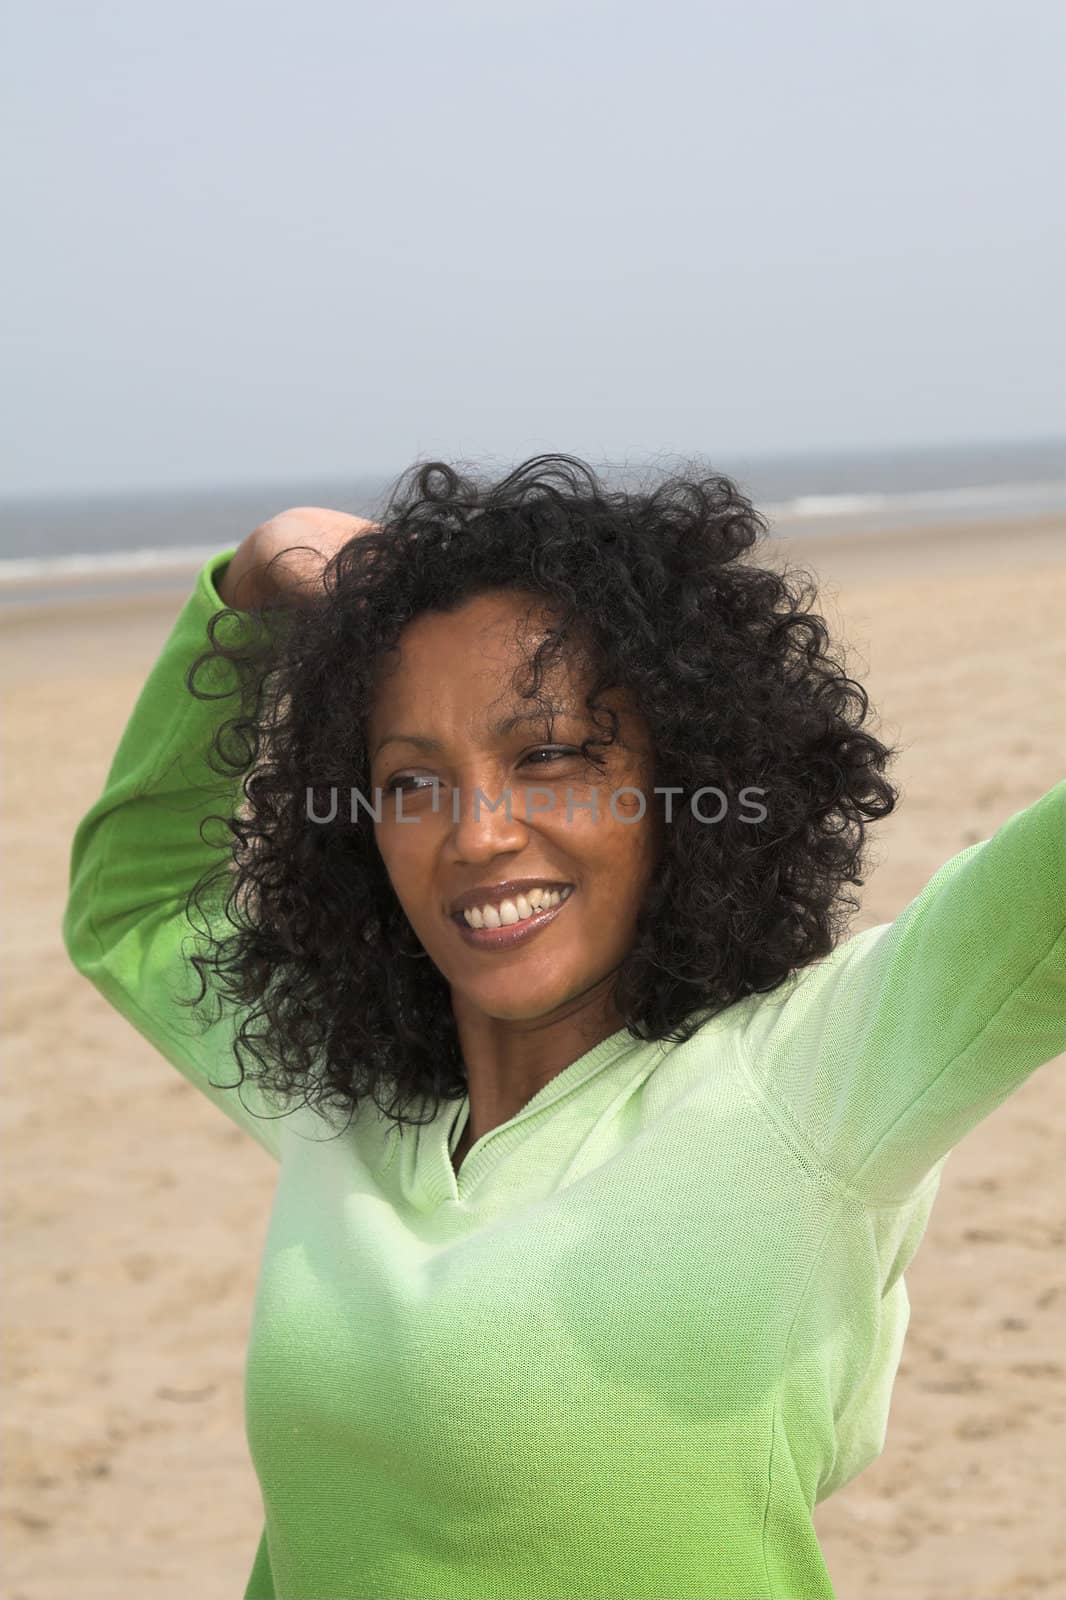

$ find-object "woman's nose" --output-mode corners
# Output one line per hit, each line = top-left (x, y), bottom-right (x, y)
(448, 771), (532, 856)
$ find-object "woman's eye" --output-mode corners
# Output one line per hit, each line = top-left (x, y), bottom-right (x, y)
(522, 746), (578, 767)
(384, 774), (437, 794)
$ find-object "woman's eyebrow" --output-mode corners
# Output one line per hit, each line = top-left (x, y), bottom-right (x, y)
(373, 706), (569, 759)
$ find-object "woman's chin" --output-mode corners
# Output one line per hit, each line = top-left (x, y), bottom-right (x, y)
(449, 978), (578, 1025)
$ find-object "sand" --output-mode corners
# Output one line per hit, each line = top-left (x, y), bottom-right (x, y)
(2, 514), (1064, 1600)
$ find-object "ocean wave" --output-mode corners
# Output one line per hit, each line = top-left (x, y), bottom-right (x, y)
(1, 479), (1063, 589)
(763, 479), (1065, 521)
(0, 544), (223, 586)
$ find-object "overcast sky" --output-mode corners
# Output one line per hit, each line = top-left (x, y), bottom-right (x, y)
(3, 0), (1063, 497)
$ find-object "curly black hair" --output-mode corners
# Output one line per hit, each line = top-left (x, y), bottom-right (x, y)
(177, 452), (899, 1142)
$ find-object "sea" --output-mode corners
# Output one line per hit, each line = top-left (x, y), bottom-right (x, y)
(1, 436), (1063, 611)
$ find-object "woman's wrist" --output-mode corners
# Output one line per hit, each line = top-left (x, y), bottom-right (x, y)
(214, 508), (380, 612)
(215, 533), (271, 611)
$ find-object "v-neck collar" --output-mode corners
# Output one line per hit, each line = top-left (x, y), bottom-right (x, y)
(412, 1024), (643, 1209)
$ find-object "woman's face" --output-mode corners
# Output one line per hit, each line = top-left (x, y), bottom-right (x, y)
(367, 589), (661, 1025)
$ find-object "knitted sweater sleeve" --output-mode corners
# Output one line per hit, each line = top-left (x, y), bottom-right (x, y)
(740, 782), (1066, 1204)
(61, 548), (285, 1162)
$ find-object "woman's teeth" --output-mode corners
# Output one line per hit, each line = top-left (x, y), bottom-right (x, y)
(462, 886), (572, 929)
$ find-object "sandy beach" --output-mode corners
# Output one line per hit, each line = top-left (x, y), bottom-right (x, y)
(2, 513), (1064, 1600)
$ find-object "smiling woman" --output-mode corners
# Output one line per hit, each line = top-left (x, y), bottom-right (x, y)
(366, 585), (663, 1156)
(61, 453), (1066, 1600)
(158, 454), (902, 1144)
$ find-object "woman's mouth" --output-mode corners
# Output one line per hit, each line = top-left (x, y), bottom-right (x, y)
(450, 885), (574, 950)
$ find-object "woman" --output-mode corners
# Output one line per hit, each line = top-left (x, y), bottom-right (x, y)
(62, 454), (1066, 1600)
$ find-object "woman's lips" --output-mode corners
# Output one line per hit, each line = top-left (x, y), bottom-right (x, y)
(450, 891), (573, 950)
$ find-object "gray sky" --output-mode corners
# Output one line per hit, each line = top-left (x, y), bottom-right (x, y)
(3, 0), (1064, 497)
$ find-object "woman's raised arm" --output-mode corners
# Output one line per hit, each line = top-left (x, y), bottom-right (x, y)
(739, 781), (1066, 1204)
(61, 510), (379, 1158)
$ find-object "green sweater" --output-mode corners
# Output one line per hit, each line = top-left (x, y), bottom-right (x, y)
(62, 548), (1066, 1600)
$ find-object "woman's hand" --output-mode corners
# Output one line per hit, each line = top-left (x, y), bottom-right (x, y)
(216, 506), (381, 611)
